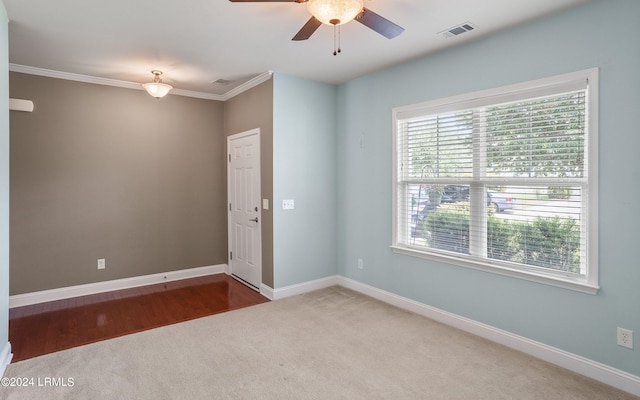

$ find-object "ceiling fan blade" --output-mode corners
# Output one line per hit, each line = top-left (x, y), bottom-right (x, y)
(292, 17), (322, 41)
(355, 7), (404, 39)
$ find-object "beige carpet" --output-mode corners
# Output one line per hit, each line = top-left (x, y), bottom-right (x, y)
(0, 286), (637, 400)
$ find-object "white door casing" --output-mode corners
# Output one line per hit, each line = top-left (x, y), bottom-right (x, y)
(227, 129), (262, 290)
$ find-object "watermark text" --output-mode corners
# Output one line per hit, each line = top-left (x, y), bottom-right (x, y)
(1, 376), (75, 388)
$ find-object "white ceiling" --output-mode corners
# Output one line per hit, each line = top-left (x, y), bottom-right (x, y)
(3, 0), (591, 98)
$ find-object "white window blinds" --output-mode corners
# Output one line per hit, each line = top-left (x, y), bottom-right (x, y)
(393, 69), (598, 292)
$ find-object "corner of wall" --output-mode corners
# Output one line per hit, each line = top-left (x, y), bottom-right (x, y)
(0, 2), (7, 24)
(0, 342), (11, 377)
(1, 0), (11, 376)
(272, 74), (339, 288)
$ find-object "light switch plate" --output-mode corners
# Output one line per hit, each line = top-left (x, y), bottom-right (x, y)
(282, 199), (295, 210)
(263, 199), (269, 210)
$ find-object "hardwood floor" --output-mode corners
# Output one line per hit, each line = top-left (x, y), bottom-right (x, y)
(8, 274), (269, 362)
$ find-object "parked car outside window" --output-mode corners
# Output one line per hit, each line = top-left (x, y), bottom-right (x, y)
(487, 191), (515, 212)
(441, 185), (469, 203)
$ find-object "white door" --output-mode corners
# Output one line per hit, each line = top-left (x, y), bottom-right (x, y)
(227, 129), (262, 290)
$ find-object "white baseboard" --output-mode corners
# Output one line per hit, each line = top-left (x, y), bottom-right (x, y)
(337, 276), (640, 397)
(9, 264), (227, 308)
(0, 342), (12, 378)
(260, 284), (275, 300)
(266, 275), (340, 301)
(7, 268), (639, 396)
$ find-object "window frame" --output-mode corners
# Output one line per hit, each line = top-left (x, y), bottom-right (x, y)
(391, 69), (599, 294)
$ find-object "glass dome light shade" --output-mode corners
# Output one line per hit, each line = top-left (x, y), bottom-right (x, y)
(307, 0), (364, 26)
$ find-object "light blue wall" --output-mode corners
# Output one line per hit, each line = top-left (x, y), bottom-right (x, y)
(272, 73), (338, 288)
(336, 0), (640, 376)
(0, 0), (10, 364)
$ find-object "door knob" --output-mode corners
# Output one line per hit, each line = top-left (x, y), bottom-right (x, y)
(249, 217), (259, 223)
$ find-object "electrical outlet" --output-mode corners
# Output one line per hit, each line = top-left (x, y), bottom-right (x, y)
(357, 258), (364, 270)
(97, 258), (106, 270)
(617, 327), (633, 349)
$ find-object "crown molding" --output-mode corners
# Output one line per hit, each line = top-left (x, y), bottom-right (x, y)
(9, 64), (273, 101)
(219, 71), (273, 101)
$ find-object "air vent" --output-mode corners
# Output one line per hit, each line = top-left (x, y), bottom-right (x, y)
(211, 79), (235, 86)
(440, 22), (478, 38)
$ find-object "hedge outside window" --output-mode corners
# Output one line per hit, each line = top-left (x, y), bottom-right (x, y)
(392, 69), (599, 293)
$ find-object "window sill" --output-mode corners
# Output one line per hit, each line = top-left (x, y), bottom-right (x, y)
(390, 245), (599, 295)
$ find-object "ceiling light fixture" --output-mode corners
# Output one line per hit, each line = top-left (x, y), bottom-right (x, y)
(307, 0), (364, 56)
(142, 70), (173, 99)
(307, 0), (364, 26)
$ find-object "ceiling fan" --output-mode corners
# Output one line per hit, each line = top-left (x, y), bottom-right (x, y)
(229, 0), (404, 54)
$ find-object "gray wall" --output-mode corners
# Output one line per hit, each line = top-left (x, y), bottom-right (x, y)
(9, 72), (227, 295)
(223, 79), (274, 288)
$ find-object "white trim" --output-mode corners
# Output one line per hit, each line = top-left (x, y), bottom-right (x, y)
(393, 68), (596, 120)
(260, 284), (275, 301)
(337, 276), (640, 397)
(0, 342), (12, 378)
(8, 64), (273, 101)
(227, 129), (262, 290)
(392, 68), (599, 293)
(586, 69), (599, 293)
(269, 276), (340, 300)
(6, 267), (639, 396)
(9, 264), (226, 308)
(391, 246), (599, 295)
(219, 71), (273, 101)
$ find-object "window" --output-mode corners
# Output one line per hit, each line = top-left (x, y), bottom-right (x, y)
(392, 69), (598, 293)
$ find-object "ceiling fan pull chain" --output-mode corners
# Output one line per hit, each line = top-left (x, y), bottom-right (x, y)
(333, 24), (342, 56)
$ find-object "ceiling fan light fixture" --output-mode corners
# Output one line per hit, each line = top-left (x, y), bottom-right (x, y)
(307, 0), (364, 26)
(142, 70), (173, 99)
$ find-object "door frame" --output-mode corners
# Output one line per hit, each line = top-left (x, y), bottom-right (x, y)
(227, 128), (262, 291)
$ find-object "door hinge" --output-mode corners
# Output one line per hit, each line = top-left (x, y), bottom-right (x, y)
(229, 203), (232, 211)
(230, 251), (233, 260)
(228, 154), (231, 162)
